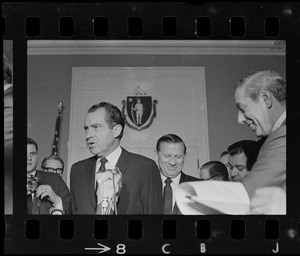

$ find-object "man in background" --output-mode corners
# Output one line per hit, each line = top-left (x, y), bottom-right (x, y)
(200, 161), (229, 181)
(41, 155), (65, 176)
(70, 102), (162, 214)
(27, 138), (70, 214)
(156, 134), (199, 214)
(234, 70), (286, 212)
(4, 54), (13, 214)
(227, 140), (261, 182)
(219, 151), (231, 180)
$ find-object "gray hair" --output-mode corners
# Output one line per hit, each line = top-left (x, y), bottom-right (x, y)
(235, 70), (286, 104)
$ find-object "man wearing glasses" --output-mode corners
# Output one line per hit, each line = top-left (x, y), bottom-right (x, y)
(41, 155), (64, 176)
(27, 138), (70, 214)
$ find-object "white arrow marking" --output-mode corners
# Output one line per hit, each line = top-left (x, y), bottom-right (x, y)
(85, 243), (111, 254)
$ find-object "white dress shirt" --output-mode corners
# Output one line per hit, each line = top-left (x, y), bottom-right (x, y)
(95, 146), (122, 187)
(272, 111), (286, 132)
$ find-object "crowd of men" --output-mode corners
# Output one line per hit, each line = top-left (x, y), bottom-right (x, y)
(5, 64), (285, 215)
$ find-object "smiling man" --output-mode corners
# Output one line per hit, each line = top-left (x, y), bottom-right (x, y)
(234, 70), (286, 198)
(156, 134), (199, 214)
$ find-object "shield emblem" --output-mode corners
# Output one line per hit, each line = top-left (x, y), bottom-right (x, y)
(126, 96), (152, 127)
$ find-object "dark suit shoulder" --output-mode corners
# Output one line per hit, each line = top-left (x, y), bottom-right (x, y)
(37, 170), (60, 179)
(37, 170), (65, 183)
(180, 172), (199, 182)
(122, 148), (156, 164)
(71, 156), (96, 169)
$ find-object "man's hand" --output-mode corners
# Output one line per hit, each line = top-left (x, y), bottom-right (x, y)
(250, 186), (286, 215)
(36, 185), (61, 206)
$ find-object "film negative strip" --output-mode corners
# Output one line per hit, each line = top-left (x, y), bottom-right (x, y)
(3, 2), (300, 254)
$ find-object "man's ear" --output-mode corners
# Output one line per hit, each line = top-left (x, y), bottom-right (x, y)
(113, 124), (122, 138)
(259, 89), (273, 109)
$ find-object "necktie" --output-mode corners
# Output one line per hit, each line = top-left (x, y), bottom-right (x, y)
(98, 157), (108, 173)
(95, 157), (108, 214)
(163, 178), (173, 214)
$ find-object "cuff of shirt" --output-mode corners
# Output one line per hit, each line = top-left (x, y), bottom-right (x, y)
(53, 196), (63, 211)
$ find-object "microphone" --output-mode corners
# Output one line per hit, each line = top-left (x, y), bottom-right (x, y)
(95, 167), (122, 215)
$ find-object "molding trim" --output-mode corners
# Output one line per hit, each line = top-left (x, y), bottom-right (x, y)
(28, 40), (286, 56)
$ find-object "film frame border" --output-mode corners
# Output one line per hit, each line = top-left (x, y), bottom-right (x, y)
(3, 2), (300, 254)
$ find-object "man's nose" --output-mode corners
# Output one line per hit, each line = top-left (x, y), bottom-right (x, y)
(85, 128), (93, 139)
(27, 153), (31, 160)
(169, 157), (176, 165)
(237, 111), (246, 124)
(231, 168), (238, 176)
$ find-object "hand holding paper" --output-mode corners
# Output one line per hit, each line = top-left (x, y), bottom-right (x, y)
(175, 181), (250, 215)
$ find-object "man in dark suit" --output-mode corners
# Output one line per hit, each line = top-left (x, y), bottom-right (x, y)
(227, 140), (261, 182)
(70, 102), (162, 214)
(234, 70), (286, 214)
(27, 138), (71, 214)
(155, 134), (199, 214)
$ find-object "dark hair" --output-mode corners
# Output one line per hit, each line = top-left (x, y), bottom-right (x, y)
(27, 137), (38, 151)
(3, 54), (12, 84)
(200, 161), (229, 181)
(41, 155), (64, 171)
(227, 140), (261, 171)
(220, 151), (228, 158)
(235, 70), (286, 104)
(87, 102), (125, 140)
(156, 134), (187, 154)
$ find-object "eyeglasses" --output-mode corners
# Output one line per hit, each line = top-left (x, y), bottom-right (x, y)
(42, 167), (63, 174)
(199, 173), (220, 181)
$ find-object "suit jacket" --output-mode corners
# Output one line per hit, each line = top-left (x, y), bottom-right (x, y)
(242, 121), (286, 198)
(27, 170), (71, 215)
(172, 172), (199, 214)
(70, 148), (163, 214)
(4, 85), (13, 214)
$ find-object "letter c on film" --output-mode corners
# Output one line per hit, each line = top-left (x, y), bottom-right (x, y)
(162, 244), (171, 254)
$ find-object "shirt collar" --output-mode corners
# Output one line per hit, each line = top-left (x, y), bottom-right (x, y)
(106, 146), (122, 168)
(96, 146), (122, 170)
(272, 111), (286, 132)
(160, 172), (182, 186)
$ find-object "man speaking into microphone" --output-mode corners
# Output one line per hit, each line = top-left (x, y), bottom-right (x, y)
(70, 102), (162, 214)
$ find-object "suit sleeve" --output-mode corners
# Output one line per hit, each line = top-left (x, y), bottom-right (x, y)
(242, 125), (286, 198)
(141, 160), (163, 214)
(69, 164), (76, 214)
(54, 175), (71, 214)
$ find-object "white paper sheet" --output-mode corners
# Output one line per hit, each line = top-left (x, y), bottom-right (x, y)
(175, 181), (250, 215)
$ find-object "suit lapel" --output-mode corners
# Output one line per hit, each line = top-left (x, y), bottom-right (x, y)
(172, 172), (186, 215)
(115, 147), (130, 176)
(87, 156), (98, 210)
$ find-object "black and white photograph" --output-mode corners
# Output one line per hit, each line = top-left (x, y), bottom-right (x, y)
(4, 40), (13, 214)
(3, 2), (300, 255)
(27, 40), (286, 215)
